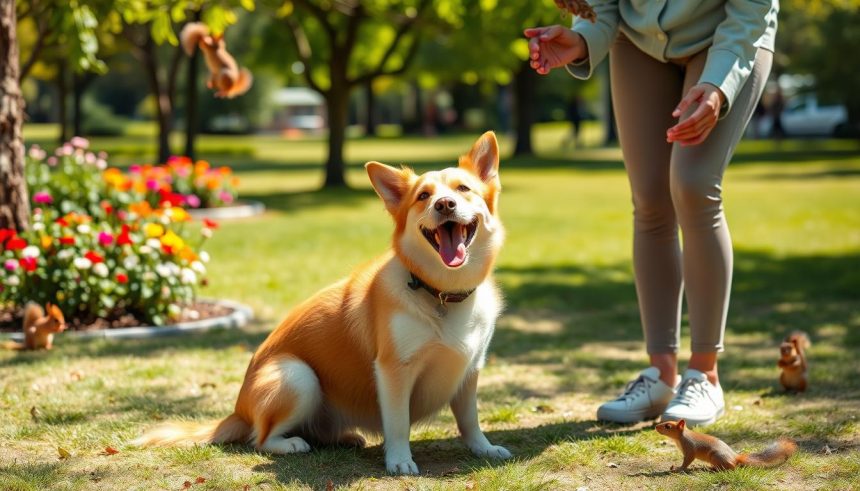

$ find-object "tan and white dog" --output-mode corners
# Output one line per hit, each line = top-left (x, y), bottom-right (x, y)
(133, 132), (510, 474)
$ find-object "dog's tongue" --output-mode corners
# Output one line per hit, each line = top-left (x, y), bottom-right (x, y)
(437, 224), (466, 267)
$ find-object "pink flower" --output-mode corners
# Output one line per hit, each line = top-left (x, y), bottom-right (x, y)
(98, 232), (114, 246)
(129, 165), (141, 174)
(70, 136), (90, 149)
(146, 179), (159, 191)
(33, 191), (53, 204)
(85, 152), (96, 164)
(4, 259), (17, 271)
(219, 191), (234, 204)
(185, 194), (201, 208)
(28, 145), (46, 160)
(47, 156), (58, 166)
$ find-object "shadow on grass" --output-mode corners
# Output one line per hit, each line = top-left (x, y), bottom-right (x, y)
(241, 187), (376, 214)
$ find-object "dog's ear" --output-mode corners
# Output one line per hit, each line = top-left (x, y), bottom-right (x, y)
(677, 419), (686, 430)
(365, 161), (411, 214)
(460, 131), (500, 184)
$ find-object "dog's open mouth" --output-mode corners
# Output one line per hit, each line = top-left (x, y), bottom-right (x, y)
(421, 218), (479, 268)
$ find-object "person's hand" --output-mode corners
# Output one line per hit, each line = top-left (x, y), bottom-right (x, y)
(524, 25), (587, 75)
(667, 84), (725, 146)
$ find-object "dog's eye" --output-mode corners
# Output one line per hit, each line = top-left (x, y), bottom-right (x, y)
(456, 184), (470, 193)
(417, 191), (430, 201)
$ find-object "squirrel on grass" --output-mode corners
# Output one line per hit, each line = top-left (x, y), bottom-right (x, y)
(2, 303), (66, 350)
(778, 331), (810, 392)
(180, 22), (253, 99)
(656, 419), (797, 471)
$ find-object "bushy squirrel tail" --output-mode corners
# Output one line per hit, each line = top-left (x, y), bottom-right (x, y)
(787, 331), (811, 350)
(23, 302), (44, 330)
(736, 438), (797, 467)
(131, 413), (251, 447)
(180, 22), (210, 55)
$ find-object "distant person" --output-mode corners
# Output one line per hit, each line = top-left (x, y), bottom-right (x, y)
(750, 99), (766, 139)
(525, 1), (777, 426)
(564, 95), (584, 148)
(770, 85), (785, 139)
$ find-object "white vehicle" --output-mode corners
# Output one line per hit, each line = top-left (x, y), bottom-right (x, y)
(776, 95), (848, 137)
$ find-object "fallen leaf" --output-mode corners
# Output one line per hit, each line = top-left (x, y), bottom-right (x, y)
(532, 404), (554, 414)
(30, 406), (41, 423)
(326, 479), (334, 491)
(195, 476), (206, 484)
(70, 370), (84, 381)
(182, 481), (192, 489)
(753, 399), (762, 406)
(201, 382), (217, 389)
(58, 447), (71, 459)
(606, 462), (618, 468)
(103, 446), (120, 455)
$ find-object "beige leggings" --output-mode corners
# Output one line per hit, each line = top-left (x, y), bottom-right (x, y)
(610, 34), (772, 354)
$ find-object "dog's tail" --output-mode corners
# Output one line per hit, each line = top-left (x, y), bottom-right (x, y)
(132, 413), (251, 447)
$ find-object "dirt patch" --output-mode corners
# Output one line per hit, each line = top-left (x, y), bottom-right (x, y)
(0, 301), (233, 333)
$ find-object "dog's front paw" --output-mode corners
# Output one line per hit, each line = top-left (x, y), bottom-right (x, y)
(470, 443), (512, 460)
(386, 458), (419, 475)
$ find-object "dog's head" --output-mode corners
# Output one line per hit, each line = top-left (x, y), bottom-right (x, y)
(366, 131), (504, 292)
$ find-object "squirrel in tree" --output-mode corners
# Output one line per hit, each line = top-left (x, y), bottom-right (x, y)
(180, 22), (253, 99)
(2, 303), (66, 350)
(778, 331), (810, 392)
(656, 419), (797, 471)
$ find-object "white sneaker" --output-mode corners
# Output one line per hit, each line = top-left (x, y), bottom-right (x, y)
(596, 367), (678, 423)
(661, 369), (725, 426)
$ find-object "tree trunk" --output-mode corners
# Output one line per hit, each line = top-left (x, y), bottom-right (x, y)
(324, 82), (349, 188)
(0, 0), (29, 231)
(57, 59), (68, 144)
(72, 73), (85, 137)
(184, 13), (201, 160)
(513, 61), (535, 156)
(364, 79), (376, 137)
(140, 36), (173, 163)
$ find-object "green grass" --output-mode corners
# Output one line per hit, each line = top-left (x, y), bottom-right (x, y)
(2, 124), (859, 490)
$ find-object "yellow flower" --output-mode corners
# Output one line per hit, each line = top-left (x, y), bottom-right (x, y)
(41, 235), (52, 249)
(169, 207), (190, 222)
(160, 230), (185, 250)
(145, 223), (165, 238)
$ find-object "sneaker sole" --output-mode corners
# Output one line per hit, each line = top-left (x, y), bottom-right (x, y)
(597, 405), (666, 424)
(660, 406), (725, 427)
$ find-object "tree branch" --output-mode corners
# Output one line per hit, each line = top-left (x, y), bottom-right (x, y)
(166, 43), (184, 107)
(19, 23), (50, 81)
(292, 0), (336, 40)
(285, 16), (327, 95)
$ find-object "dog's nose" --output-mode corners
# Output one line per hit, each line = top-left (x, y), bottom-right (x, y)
(434, 197), (457, 215)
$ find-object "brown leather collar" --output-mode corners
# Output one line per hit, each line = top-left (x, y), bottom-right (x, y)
(407, 272), (475, 305)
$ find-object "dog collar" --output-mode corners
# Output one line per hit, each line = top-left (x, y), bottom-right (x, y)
(407, 272), (475, 305)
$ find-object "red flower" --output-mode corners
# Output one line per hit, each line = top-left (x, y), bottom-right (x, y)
(116, 273), (129, 284)
(20, 256), (37, 272)
(100, 200), (114, 214)
(84, 251), (104, 264)
(117, 225), (132, 246)
(161, 244), (174, 255)
(6, 236), (26, 251)
(202, 219), (219, 229)
(55, 217), (69, 227)
(0, 229), (14, 244)
(59, 236), (76, 246)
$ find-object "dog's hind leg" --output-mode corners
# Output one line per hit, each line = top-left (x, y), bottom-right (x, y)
(244, 357), (322, 454)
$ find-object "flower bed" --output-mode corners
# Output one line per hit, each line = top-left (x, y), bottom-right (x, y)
(0, 139), (234, 327)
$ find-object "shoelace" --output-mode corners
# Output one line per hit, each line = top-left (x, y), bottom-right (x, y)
(675, 377), (708, 405)
(615, 375), (653, 401)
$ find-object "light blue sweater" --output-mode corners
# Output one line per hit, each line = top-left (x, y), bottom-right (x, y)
(566, 0), (778, 116)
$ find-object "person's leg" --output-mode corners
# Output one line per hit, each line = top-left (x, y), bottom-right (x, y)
(671, 48), (773, 385)
(610, 34), (685, 388)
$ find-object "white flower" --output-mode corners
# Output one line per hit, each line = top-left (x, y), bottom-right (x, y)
(6, 275), (20, 286)
(160, 215), (171, 225)
(142, 272), (156, 281)
(96, 159), (107, 170)
(22, 246), (40, 258)
(57, 249), (74, 261)
(139, 245), (152, 255)
(32, 222), (45, 232)
(161, 286), (171, 298)
(190, 261), (206, 275)
(155, 263), (173, 277)
(146, 238), (161, 250)
(168, 304), (181, 316)
(180, 267), (197, 284)
(93, 263), (109, 278)
(201, 227), (213, 239)
(77, 224), (91, 234)
(199, 251), (210, 263)
(73, 257), (93, 270)
(123, 255), (140, 269)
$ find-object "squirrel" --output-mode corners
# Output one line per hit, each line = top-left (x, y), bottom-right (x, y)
(778, 331), (810, 392)
(180, 22), (253, 99)
(656, 419), (797, 471)
(2, 303), (66, 350)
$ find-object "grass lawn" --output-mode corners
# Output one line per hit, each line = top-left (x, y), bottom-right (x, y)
(2, 125), (859, 490)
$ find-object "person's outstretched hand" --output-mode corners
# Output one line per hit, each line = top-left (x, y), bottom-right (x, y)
(524, 25), (587, 75)
(667, 84), (725, 146)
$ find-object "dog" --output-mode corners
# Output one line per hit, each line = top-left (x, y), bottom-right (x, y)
(133, 132), (511, 474)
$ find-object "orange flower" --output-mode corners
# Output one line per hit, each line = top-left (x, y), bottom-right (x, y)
(218, 166), (232, 176)
(129, 201), (153, 217)
(194, 161), (210, 176)
(179, 245), (198, 262)
(205, 178), (220, 190)
(40, 235), (52, 249)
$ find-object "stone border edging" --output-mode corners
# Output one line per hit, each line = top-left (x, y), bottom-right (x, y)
(1, 298), (253, 341)
(188, 201), (265, 220)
